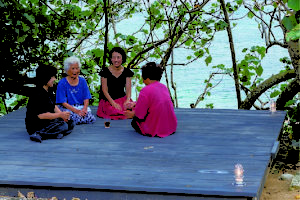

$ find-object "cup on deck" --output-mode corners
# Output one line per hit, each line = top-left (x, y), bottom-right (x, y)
(104, 118), (111, 128)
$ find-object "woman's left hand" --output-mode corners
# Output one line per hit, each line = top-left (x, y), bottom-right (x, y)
(123, 99), (130, 108)
(78, 107), (87, 117)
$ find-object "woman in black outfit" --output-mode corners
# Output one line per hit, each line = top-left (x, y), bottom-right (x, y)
(25, 64), (75, 143)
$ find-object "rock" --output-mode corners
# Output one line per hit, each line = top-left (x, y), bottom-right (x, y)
(280, 173), (294, 180)
(290, 174), (300, 190)
(27, 191), (35, 198)
(17, 191), (25, 198)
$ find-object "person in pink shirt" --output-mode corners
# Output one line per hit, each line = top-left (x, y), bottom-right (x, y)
(125, 62), (177, 137)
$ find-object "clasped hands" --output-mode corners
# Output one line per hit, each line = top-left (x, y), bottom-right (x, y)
(111, 101), (135, 118)
(60, 111), (71, 122)
(75, 107), (88, 117)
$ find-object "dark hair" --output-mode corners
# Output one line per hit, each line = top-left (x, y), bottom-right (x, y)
(35, 64), (57, 87)
(141, 62), (163, 81)
(109, 47), (127, 64)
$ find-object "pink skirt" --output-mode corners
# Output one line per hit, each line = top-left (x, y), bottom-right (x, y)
(97, 96), (135, 120)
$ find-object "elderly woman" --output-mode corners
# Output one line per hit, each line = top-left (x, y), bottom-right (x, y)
(96, 47), (134, 120)
(56, 56), (96, 125)
(125, 62), (177, 138)
(25, 64), (75, 143)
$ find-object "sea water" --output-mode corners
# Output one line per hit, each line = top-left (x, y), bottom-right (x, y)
(118, 8), (288, 108)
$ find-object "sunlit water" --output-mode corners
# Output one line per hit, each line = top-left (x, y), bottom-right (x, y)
(120, 8), (288, 108)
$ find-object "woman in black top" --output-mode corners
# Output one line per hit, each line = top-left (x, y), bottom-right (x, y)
(25, 64), (75, 142)
(96, 47), (134, 120)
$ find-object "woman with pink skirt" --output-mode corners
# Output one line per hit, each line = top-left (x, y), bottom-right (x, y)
(97, 47), (134, 120)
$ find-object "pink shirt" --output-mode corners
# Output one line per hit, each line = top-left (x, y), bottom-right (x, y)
(135, 81), (177, 137)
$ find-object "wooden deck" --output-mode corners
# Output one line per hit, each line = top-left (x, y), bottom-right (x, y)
(0, 107), (286, 200)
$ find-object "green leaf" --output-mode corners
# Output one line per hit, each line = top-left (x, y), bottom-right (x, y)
(288, 0), (300, 11)
(236, 0), (243, 5)
(141, 29), (149, 34)
(185, 38), (193, 46)
(205, 55), (212, 66)
(256, 65), (263, 76)
(23, 13), (35, 23)
(30, 0), (39, 4)
(91, 48), (103, 58)
(17, 35), (27, 43)
(282, 15), (298, 31)
(214, 21), (228, 31)
(194, 49), (204, 57)
(22, 23), (30, 32)
(126, 35), (137, 45)
(270, 90), (281, 98)
(247, 11), (254, 19)
(286, 23), (300, 41)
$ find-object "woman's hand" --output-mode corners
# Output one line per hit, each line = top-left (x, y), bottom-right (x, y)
(80, 107), (88, 117)
(75, 108), (87, 117)
(124, 101), (136, 111)
(123, 99), (130, 108)
(60, 111), (70, 122)
(112, 101), (122, 111)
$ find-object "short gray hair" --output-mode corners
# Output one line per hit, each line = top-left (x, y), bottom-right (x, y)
(64, 56), (81, 73)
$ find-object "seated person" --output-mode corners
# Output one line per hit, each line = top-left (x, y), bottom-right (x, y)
(25, 64), (75, 143)
(56, 56), (96, 125)
(125, 62), (177, 137)
(97, 47), (135, 120)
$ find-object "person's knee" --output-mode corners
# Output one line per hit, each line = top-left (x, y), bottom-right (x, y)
(60, 123), (69, 132)
(68, 119), (76, 130)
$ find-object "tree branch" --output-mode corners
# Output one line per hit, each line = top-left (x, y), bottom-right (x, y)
(276, 78), (300, 110)
(240, 69), (296, 109)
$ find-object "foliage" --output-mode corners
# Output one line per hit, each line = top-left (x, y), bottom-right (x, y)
(281, 0), (300, 42)
(238, 46), (265, 87)
(0, 0), (299, 116)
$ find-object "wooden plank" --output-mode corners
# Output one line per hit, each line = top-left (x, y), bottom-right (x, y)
(271, 141), (280, 160)
(0, 107), (286, 200)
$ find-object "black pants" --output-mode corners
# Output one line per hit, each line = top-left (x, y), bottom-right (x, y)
(34, 118), (75, 139)
(131, 117), (152, 137)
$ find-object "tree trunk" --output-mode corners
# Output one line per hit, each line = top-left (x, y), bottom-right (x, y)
(220, 0), (241, 108)
(102, 0), (109, 69)
(287, 39), (300, 85)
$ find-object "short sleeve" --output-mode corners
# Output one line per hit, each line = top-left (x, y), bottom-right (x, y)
(124, 68), (134, 77)
(81, 77), (92, 100)
(99, 67), (110, 78)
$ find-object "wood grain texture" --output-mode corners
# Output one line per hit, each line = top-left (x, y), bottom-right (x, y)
(0, 107), (286, 200)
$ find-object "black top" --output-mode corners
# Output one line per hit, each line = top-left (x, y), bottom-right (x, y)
(25, 87), (56, 134)
(99, 67), (134, 101)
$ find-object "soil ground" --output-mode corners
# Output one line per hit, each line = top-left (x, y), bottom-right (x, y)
(261, 163), (300, 200)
